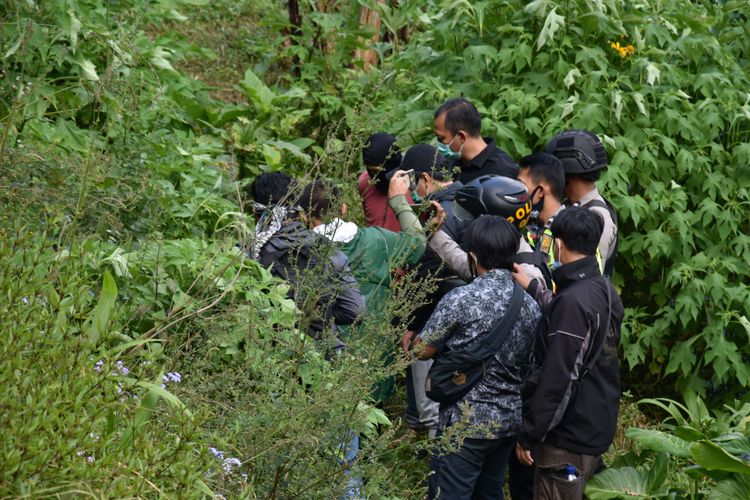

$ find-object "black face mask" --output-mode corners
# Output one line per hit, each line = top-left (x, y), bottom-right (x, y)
(529, 185), (544, 221)
(374, 169), (390, 193)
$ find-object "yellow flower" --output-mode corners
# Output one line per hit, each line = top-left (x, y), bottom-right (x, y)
(610, 41), (636, 58)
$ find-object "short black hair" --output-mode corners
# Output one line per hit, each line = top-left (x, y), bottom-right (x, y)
(248, 172), (294, 206)
(551, 206), (603, 256)
(519, 153), (565, 200)
(434, 97), (482, 137)
(464, 215), (520, 271)
(299, 179), (341, 220)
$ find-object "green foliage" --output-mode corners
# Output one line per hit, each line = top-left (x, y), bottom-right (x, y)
(0, 230), (211, 496)
(320, 0), (750, 401)
(4, 0), (750, 495)
(588, 396), (750, 498)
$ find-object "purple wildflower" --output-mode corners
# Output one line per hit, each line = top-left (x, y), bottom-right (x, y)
(94, 360), (104, 373)
(115, 360), (130, 376)
(209, 447), (225, 460)
(222, 457), (241, 474)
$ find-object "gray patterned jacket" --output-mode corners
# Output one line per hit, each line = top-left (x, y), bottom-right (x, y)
(420, 269), (540, 439)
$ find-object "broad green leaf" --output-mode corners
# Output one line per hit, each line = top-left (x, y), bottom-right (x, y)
(739, 315), (750, 342)
(262, 143), (281, 167)
(664, 339), (696, 377)
(625, 428), (692, 457)
(646, 452), (670, 493)
(646, 62), (661, 86)
(564, 68), (581, 88)
(613, 90), (623, 123)
(537, 7), (565, 50)
(691, 439), (750, 474)
(708, 474), (750, 500)
(150, 47), (176, 72)
(240, 69), (275, 112)
(76, 59), (99, 81)
(65, 9), (82, 53)
(524, 0), (549, 16)
(83, 271), (118, 343)
(194, 479), (215, 497)
(4, 31), (23, 59)
(561, 93), (579, 119)
(584, 466), (651, 499)
(133, 379), (190, 413)
(633, 92), (648, 116)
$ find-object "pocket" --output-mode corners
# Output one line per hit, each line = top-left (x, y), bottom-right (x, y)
(536, 464), (583, 500)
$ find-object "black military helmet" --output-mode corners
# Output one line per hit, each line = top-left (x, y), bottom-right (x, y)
(545, 130), (608, 174)
(455, 175), (532, 229)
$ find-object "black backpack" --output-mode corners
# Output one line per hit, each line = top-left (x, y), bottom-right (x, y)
(582, 198), (619, 278)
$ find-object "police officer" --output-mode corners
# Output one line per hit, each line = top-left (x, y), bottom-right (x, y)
(427, 175), (546, 288)
(546, 130), (618, 277)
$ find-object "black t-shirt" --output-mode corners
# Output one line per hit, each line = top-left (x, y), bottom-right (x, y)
(457, 137), (518, 183)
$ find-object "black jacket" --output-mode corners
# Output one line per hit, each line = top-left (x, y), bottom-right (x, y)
(257, 221), (365, 340)
(457, 137), (518, 183)
(407, 182), (468, 332)
(520, 256), (623, 455)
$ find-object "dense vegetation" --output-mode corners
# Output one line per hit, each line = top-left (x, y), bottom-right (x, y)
(1, 0), (749, 497)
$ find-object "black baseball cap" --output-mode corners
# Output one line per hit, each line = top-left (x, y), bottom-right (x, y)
(392, 144), (452, 181)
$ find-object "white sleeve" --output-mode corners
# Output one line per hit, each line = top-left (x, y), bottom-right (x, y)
(427, 230), (472, 282)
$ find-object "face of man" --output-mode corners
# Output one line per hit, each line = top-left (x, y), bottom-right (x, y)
(518, 168), (544, 204)
(518, 168), (536, 196)
(434, 113), (452, 145)
(416, 172), (432, 198)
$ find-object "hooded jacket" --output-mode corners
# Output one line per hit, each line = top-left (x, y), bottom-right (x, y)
(520, 256), (623, 456)
(257, 221), (365, 340)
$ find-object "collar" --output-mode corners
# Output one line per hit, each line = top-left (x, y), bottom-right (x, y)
(576, 186), (601, 207)
(475, 267), (512, 284)
(312, 218), (359, 244)
(462, 137), (497, 168)
(552, 256), (601, 290)
(544, 204), (566, 229)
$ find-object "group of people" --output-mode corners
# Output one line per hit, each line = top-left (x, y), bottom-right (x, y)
(247, 97), (624, 500)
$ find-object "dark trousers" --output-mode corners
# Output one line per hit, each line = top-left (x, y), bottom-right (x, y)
(405, 364), (420, 429)
(429, 435), (515, 499)
(508, 442), (535, 500)
(533, 442), (599, 500)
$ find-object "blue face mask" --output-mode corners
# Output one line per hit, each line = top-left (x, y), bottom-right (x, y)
(437, 134), (463, 161)
(410, 191), (423, 204)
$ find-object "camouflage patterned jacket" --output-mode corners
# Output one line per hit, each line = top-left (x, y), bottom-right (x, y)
(420, 269), (541, 439)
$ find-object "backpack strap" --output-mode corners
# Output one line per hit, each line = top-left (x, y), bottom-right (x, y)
(465, 284), (525, 360)
(581, 198), (619, 277)
(578, 279), (613, 383)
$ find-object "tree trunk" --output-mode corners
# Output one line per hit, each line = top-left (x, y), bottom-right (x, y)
(285, 0), (302, 76)
(354, 0), (384, 70)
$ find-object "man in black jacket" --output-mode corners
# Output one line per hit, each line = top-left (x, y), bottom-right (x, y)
(516, 207), (624, 500)
(434, 97), (518, 182)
